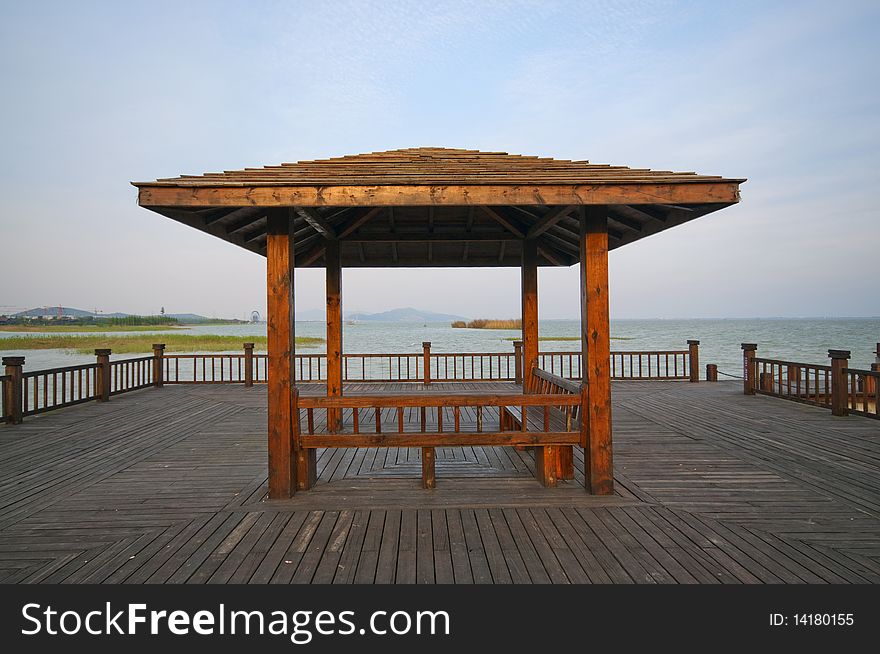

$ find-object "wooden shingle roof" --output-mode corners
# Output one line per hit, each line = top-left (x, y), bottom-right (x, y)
(141, 147), (744, 187)
(133, 147), (745, 267)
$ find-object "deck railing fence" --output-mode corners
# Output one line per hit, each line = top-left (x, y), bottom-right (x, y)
(743, 343), (878, 420)
(3, 340), (706, 424)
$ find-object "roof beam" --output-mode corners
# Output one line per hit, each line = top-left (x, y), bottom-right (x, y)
(337, 207), (384, 239)
(527, 205), (576, 238)
(226, 213), (266, 235)
(342, 233), (518, 242)
(138, 182), (743, 208)
(606, 208), (644, 233)
(479, 207), (525, 238)
(299, 243), (327, 267)
(537, 244), (567, 266)
(295, 207), (336, 239)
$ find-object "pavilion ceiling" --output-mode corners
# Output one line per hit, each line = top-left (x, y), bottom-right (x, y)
(133, 147), (745, 268)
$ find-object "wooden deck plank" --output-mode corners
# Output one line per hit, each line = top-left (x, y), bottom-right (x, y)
(0, 381), (878, 584)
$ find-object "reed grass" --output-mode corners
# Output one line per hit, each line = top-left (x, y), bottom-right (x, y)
(451, 318), (522, 329)
(0, 334), (323, 355)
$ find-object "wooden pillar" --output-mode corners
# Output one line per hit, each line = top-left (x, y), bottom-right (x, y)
(152, 343), (165, 388)
(422, 342), (432, 385)
(687, 340), (700, 383)
(579, 207), (613, 495)
(243, 343), (255, 387)
(706, 364), (718, 382)
(741, 343), (757, 395)
(512, 340), (523, 385)
(521, 239), (539, 389)
(267, 210), (297, 498)
(522, 237), (556, 483)
(829, 349), (850, 417)
(326, 239), (343, 432)
(95, 349), (111, 402)
(3, 356), (24, 425)
(422, 447), (436, 489)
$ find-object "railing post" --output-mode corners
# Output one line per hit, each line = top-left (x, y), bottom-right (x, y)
(829, 349), (850, 417)
(706, 364), (718, 382)
(152, 343), (165, 388)
(3, 356), (24, 425)
(687, 340), (700, 382)
(513, 340), (523, 385)
(741, 343), (757, 395)
(95, 349), (111, 402)
(422, 341), (431, 385)
(243, 343), (255, 387)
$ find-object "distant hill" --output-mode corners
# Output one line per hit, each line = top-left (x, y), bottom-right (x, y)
(15, 306), (97, 318)
(347, 307), (467, 323)
(11, 307), (236, 323)
(164, 313), (210, 323)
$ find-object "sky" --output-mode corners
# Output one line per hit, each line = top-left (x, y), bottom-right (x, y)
(1, 0), (878, 320)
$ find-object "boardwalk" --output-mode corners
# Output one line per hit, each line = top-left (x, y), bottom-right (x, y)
(1, 381), (878, 584)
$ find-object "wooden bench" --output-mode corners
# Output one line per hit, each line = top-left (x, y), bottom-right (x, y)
(501, 367), (580, 486)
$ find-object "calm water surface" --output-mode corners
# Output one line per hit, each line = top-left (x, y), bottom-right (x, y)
(1, 318), (877, 379)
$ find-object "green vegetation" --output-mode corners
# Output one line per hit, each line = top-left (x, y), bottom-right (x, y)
(452, 318), (522, 329)
(0, 324), (183, 333)
(0, 334), (323, 355)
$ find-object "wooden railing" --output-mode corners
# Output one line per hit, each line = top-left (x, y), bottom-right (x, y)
(844, 367), (879, 419)
(751, 357), (832, 409)
(743, 345), (878, 420)
(20, 363), (100, 416)
(109, 356), (154, 395)
(2, 339), (707, 424)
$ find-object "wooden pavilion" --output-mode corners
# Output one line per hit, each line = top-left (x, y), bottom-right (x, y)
(133, 147), (744, 499)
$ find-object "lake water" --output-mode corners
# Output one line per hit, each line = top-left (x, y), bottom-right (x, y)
(1, 318), (877, 379)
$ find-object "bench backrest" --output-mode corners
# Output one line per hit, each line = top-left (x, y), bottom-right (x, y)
(529, 367), (581, 422)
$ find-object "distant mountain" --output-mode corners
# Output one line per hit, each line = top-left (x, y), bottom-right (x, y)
(347, 307), (467, 323)
(164, 313), (210, 323)
(15, 306), (97, 318)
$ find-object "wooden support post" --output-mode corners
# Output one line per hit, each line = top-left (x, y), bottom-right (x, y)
(522, 237), (557, 483)
(534, 445), (558, 487)
(152, 343), (165, 388)
(293, 386), (316, 490)
(243, 343), (255, 387)
(521, 238), (539, 390)
(556, 445), (574, 481)
(706, 364), (718, 382)
(580, 207), (613, 495)
(687, 340), (700, 383)
(95, 349), (111, 402)
(829, 349), (850, 417)
(741, 343), (757, 395)
(326, 239), (343, 432)
(2, 356), (24, 425)
(421, 447), (436, 489)
(422, 342), (432, 385)
(760, 371), (774, 393)
(512, 340), (523, 385)
(266, 209), (297, 498)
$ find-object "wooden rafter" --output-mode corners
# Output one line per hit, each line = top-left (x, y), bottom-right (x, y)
(337, 207), (384, 239)
(479, 206), (525, 238)
(295, 207), (337, 239)
(527, 205), (577, 238)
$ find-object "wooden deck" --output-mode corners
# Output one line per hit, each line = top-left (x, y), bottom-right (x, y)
(1, 380), (879, 584)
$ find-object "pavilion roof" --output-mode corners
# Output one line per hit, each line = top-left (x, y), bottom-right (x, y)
(133, 147), (745, 267)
